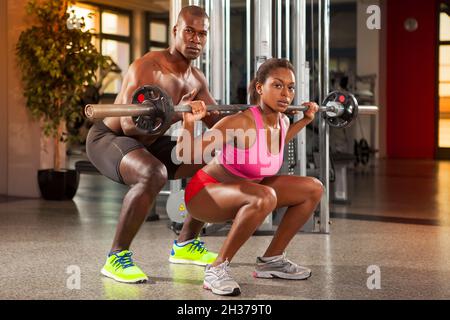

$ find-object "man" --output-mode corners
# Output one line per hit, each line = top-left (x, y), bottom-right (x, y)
(86, 6), (219, 283)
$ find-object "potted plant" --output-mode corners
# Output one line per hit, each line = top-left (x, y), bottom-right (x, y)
(16, 0), (107, 200)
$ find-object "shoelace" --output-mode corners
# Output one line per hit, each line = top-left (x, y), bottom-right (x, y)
(112, 252), (135, 270)
(262, 253), (298, 270)
(188, 239), (207, 254)
(212, 261), (234, 281)
(279, 254), (308, 273)
(280, 253), (294, 266)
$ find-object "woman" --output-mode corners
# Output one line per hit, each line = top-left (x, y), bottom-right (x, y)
(178, 58), (323, 296)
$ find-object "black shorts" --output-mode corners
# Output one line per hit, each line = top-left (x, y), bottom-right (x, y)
(86, 121), (181, 184)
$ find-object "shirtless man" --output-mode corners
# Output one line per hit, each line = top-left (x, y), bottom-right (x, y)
(86, 6), (218, 283)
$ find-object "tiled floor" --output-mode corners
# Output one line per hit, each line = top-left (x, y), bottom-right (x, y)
(1, 159), (450, 300)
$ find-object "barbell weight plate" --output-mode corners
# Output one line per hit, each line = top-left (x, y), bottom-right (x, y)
(166, 189), (188, 224)
(323, 91), (359, 128)
(131, 85), (174, 135)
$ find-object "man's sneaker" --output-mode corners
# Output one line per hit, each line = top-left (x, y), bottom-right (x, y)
(252, 252), (312, 280)
(101, 250), (148, 283)
(203, 260), (241, 296)
(169, 238), (218, 266)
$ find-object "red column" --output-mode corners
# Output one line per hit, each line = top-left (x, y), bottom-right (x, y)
(386, 0), (438, 159)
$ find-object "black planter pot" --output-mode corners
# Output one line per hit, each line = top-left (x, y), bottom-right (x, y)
(37, 169), (80, 201)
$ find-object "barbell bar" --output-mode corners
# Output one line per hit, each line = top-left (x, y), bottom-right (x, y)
(85, 101), (344, 119)
(84, 85), (359, 135)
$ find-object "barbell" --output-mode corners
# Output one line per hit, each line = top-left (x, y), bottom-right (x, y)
(84, 85), (359, 135)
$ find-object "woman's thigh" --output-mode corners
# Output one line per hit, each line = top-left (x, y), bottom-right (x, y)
(186, 181), (276, 224)
(260, 175), (323, 208)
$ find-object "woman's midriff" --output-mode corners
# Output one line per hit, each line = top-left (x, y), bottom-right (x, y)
(202, 158), (263, 184)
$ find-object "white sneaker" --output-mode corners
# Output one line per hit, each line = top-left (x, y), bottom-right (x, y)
(253, 252), (311, 280)
(203, 260), (241, 296)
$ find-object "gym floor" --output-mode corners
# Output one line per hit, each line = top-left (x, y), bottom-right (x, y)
(1, 159), (450, 300)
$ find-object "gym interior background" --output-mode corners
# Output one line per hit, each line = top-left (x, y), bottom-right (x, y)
(1, 0), (450, 300)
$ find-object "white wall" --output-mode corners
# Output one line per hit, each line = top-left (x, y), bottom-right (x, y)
(356, 0), (384, 157)
(357, 0), (379, 104)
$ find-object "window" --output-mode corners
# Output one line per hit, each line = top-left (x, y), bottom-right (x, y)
(438, 3), (450, 151)
(440, 11), (450, 41)
(146, 12), (169, 52)
(102, 11), (130, 37)
(67, 3), (132, 97)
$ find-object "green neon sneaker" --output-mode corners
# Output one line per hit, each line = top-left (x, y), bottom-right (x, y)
(101, 250), (148, 283)
(169, 238), (218, 266)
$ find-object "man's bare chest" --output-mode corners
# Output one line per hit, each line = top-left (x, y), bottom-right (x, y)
(153, 72), (202, 104)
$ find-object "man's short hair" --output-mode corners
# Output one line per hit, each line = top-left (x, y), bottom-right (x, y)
(177, 5), (209, 24)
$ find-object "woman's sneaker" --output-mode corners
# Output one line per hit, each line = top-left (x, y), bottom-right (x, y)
(169, 238), (218, 266)
(101, 250), (148, 283)
(203, 260), (241, 296)
(252, 252), (311, 280)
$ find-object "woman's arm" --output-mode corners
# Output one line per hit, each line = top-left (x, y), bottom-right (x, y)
(284, 102), (319, 143)
(177, 111), (247, 165)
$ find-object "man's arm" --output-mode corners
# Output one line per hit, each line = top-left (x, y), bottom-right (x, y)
(118, 61), (156, 136)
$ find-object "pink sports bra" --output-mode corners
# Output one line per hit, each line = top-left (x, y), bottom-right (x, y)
(218, 106), (287, 180)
